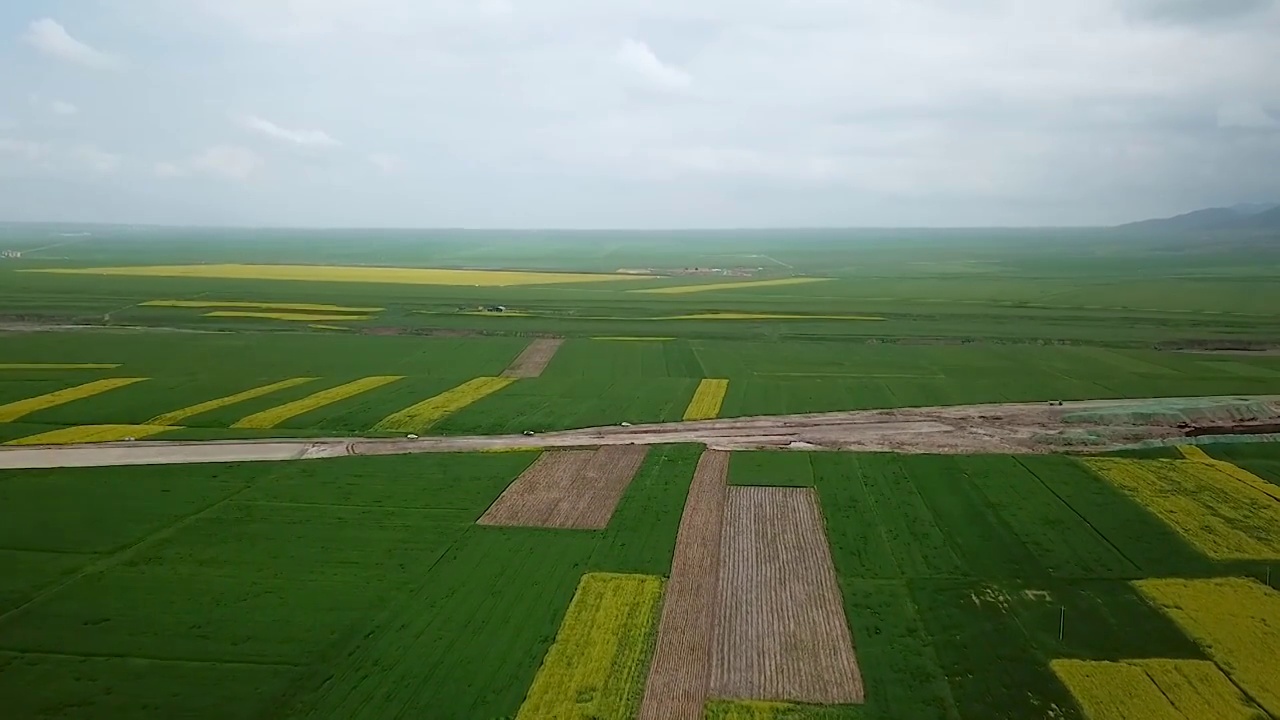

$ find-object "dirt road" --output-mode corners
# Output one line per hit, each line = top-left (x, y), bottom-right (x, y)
(1, 395), (1277, 470)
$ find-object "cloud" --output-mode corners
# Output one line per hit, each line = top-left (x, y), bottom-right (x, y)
(615, 39), (693, 92)
(50, 100), (80, 116)
(22, 18), (122, 70)
(1217, 102), (1280, 129)
(1122, 0), (1274, 23)
(368, 153), (404, 173)
(72, 146), (122, 173)
(237, 115), (340, 147)
(153, 162), (188, 178)
(0, 138), (49, 162)
(192, 145), (264, 180)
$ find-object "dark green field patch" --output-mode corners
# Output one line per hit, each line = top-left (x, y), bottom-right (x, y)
(0, 652), (300, 720)
(280, 527), (599, 720)
(729, 450), (815, 487)
(121, 501), (471, 586)
(0, 464), (255, 553)
(813, 454), (900, 579)
(239, 452), (539, 514)
(840, 580), (959, 720)
(436, 376), (696, 434)
(590, 443), (701, 575)
(964, 456), (1136, 578)
(1004, 580), (1204, 661)
(0, 569), (376, 664)
(0, 550), (98, 614)
(854, 455), (966, 578)
(912, 579), (1083, 720)
(903, 455), (1047, 579)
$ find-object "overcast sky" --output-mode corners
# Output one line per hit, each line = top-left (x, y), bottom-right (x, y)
(1, 0), (1278, 228)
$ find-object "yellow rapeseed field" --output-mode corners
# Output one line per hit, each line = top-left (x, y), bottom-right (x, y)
(373, 377), (516, 433)
(204, 311), (375, 322)
(515, 573), (663, 720)
(1082, 458), (1280, 559)
(0, 363), (120, 370)
(703, 700), (849, 719)
(634, 277), (831, 294)
(1176, 444), (1213, 461)
(683, 378), (729, 421)
(142, 300), (383, 312)
(1050, 658), (1263, 720)
(0, 378), (146, 423)
(232, 376), (402, 429)
(1135, 578), (1280, 718)
(148, 377), (317, 425)
(6, 424), (177, 446)
(28, 264), (650, 287)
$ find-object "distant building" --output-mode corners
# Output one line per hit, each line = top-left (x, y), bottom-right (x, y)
(1, 250), (21, 259)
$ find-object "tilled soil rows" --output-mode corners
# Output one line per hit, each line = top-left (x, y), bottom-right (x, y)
(710, 486), (864, 703)
(501, 338), (565, 378)
(477, 445), (648, 529)
(638, 449), (729, 720)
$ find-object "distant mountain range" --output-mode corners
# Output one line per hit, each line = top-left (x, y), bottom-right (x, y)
(1119, 202), (1280, 232)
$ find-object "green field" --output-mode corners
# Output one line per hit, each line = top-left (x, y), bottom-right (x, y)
(2, 225), (1279, 718)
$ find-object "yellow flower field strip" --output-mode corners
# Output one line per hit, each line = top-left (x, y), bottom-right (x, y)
(372, 377), (517, 433)
(515, 572), (664, 720)
(703, 700), (855, 719)
(27, 264), (652, 287)
(1082, 458), (1280, 559)
(0, 378), (147, 423)
(428, 310), (884, 322)
(683, 378), (729, 421)
(232, 376), (403, 429)
(1050, 658), (1264, 720)
(1206, 460), (1280, 503)
(204, 311), (375, 322)
(141, 300), (383, 312)
(308, 324), (351, 331)
(5, 424), (178, 446)
(147, 377), (319, 425)
(633, 277), (831, 294)
(0, 363), (121, 370)
(1135, 577), (1280, 718)
(1177, 444), (1213, 461)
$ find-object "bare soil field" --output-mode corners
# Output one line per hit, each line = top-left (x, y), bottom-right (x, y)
(501, 338), (565, 378)
(476, 445), (648, 529)
(711, 487), (863, 704)
(4, 395), (1278, 470)
(638, 449), (729, 720)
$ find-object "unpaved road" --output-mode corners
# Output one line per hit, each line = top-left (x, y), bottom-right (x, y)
(2, 395), (1278, 470)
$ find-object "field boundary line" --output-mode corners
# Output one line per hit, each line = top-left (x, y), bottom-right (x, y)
(0, 475), (272, 626)
(1016, 457), (1142, 576)
(0, 648), (303, 669)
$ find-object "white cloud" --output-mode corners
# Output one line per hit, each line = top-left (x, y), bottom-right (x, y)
(192, 145), (264, 180)
(72, 146), (122, 173)
(238, 115), (340, 147)
(50, 100), (80, 116)
(22, 18), (122, 70)
(615, 39), (693, 92)
(153, 162), (188, 178)
(368, 153), (404, 173)
(1217, 102), (1279, 129)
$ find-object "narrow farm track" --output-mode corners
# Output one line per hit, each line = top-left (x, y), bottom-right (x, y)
(2, 395), (1279, 470)
(637, 449), (729, 720)
(710, 487), (864, 703)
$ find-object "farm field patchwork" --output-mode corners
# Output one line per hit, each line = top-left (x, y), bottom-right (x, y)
(26, 264), (655, 286)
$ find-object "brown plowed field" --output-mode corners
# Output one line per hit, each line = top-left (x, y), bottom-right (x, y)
(501, 337), (565, 378)
(476, 445), (648, 529)
(710, 487), (864, 703)
(638, 449), (729, 720)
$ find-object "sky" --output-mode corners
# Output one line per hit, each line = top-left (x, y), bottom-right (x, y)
(1, 0), (1278, 228)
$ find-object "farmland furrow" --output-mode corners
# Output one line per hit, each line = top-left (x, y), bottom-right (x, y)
(478, 446), (648, 529)
(502, 338), (565, 378)
(637, 449), (729, 720)
(710, 487), (863, 703)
